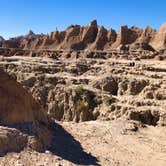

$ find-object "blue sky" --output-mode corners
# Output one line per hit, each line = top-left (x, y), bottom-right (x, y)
(0, 0), (166, 39)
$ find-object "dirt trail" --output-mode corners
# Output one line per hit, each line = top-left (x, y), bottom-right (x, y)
(0, 119), (166, 166)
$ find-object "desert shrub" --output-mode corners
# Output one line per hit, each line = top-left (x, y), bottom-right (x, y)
(76, 99), (88, 111)
(75, 85), (84, 95)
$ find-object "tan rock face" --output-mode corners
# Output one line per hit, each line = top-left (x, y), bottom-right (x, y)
(47, 86), (99, 122)
(104, 29), (117, 49)
(151, 23), (166, 50)
(111, 26), (142, 49)
(90, 26), (108, 50)
(137, 26), (156, 44)
(81, 20), (98, 46)
(58, 25), (83, 50)
(0, 68), (53, 154)
(0, 68), (48, 124)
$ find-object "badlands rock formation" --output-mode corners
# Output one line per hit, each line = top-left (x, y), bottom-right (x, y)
(0, 68), (53, 155)
(0, 55), (166, 165)
(0, 21), (166, 165)
(2, 30), (40, 49)
(151, 23), (166, 50)
(0, 55), (165, 126)
(1, 20), (166, 51)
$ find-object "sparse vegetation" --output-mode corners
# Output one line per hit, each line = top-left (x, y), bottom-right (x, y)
(75, 85), (85, 95)
(76, 99), (88, 111)
(103, 95), (113, 106)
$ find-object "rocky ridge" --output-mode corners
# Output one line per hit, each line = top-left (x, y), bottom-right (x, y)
(2, 30), (40, 49)
(1, 20), (166, 51)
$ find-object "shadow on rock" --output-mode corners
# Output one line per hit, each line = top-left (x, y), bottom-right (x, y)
(49, 121), (100, 165)
(0, 120), (99, 165)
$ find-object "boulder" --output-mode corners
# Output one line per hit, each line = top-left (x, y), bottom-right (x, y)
(0, 126), (27, 155)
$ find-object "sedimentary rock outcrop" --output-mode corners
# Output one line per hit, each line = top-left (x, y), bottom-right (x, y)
(111, 26), (142, 49)
(0, 68), (52, 155)
(1, 55), (165, 126)
(2, 30), (40, 49)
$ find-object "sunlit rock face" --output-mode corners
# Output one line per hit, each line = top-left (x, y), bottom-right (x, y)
(151, 23), (166, 50)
